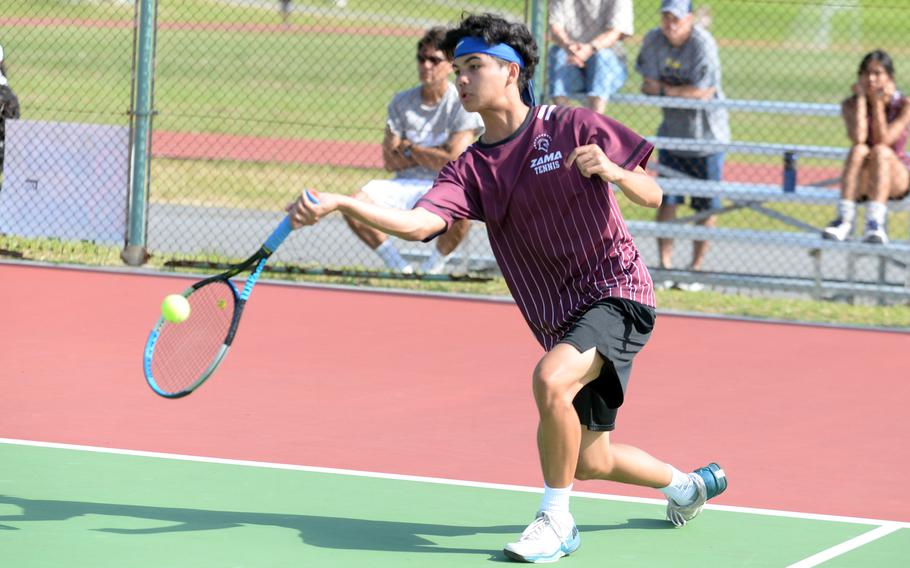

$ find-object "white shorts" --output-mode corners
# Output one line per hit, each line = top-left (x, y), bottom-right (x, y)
(361, 178), (433, 210)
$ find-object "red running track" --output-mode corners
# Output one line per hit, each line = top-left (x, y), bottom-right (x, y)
(0, 263), (906, 522)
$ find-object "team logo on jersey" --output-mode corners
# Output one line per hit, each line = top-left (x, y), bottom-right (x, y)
(532, 133), (551, 153)
(530, 150), (563, 175)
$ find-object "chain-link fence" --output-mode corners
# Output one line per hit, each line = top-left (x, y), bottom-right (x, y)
(1, 1), (909, 300)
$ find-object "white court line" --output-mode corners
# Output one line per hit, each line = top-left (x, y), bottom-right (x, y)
(786, 524), (904, 567)
(3, 437), (909, 531)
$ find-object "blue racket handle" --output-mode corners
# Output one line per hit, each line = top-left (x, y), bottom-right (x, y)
(263, 190), (319, 253)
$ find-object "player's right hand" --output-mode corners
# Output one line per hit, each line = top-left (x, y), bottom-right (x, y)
(287, 190), (336, 229)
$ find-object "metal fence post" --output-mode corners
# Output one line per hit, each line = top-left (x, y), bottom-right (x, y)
(121, 0), (158, 266)
(528, 0), (547, 105)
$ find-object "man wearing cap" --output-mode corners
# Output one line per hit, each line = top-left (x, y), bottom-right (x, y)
(636, 0), (730, 290)
(0, 43), (21, 176)
(548, 0), (633, 114)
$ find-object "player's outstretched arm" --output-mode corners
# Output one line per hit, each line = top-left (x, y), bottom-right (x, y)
(287, 190), (446, 241)
(565, 145), (663, 208)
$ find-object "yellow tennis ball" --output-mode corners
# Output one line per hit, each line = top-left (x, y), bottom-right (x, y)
(161, 294), (191, 323)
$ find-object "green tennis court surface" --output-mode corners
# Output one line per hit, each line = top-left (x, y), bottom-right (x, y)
(1, 442), (906, 567)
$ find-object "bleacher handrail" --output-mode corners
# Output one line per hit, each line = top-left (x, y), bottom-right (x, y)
(648, 136), (848, 159)
(611, 93), (841, 116)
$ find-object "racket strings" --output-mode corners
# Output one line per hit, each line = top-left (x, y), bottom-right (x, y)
(151, 282), (236, 394)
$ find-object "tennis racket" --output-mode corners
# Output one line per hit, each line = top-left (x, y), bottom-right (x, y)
(143, 192), (316, 398)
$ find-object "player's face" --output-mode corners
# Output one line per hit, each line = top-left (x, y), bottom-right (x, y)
(416, 47), (452, 86)
(453, 53), (510, 113)
(660, 12), (694, 47)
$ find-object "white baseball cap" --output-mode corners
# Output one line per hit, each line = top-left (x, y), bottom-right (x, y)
(0, 44), (4, 62)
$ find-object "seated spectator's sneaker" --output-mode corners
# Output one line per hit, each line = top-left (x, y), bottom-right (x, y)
(666, 463), (727, 527)
(676, 281), (705, 292)
(503, 511), (580, 563)
(863, 221), (888, 244)
(420, 255), (449, 275)
(822, 218), (853, 241)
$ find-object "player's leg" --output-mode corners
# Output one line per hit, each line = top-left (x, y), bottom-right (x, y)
(575, 429), (726, 527)
(503, 342), (597, 563)
(505, 299), (653, 562)
(533, 343), (601, 488)
(563, 299), (725, 528)
(825, 144), (870, 240)
(575, 430), (669, 486)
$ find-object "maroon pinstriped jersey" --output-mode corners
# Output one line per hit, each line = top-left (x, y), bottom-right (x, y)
(416, 104), (655, 350)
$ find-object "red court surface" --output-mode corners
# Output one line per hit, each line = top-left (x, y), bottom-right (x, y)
(1, 263), (907, 523)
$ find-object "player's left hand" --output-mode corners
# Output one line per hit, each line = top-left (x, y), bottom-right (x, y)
(565, 144), (626, 183)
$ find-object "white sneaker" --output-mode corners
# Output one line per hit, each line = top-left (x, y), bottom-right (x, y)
(666, 463), (727, 527)
(666, 473), (707, 527)
(503, 511), (580, 563)
(863, 221), (888, 244)
(822, 218), (853, 241)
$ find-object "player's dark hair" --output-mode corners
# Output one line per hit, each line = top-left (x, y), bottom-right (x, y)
(858, 50), (894, 78)
(417, 26), (448, 53)
(441, 13), (539, 97)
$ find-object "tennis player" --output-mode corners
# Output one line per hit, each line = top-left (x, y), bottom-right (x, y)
(288, 13), (726, 564)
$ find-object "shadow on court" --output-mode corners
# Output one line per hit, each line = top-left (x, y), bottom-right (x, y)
(0, 495), (670, 560)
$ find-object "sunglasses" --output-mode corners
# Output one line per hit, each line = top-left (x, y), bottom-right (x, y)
(416, 54), (446, 66)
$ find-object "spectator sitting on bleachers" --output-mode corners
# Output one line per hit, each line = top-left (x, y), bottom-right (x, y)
(342, 27), (483, 274)
(547, 0), (633, 114)
(823, 50), (910, 245)
(636, 0), (729, 290)
(0, 43), (22, 177)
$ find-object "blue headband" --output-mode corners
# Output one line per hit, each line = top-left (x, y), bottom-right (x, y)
(453, 36), (536, 107)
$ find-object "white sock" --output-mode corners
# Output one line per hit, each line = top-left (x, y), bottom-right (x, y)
(867, 202), (887, 226)
(838, 199), (857, 224)
(375, 240), (408, 270)
(659, 465), (697, 505)
(540, 483), (572, 516)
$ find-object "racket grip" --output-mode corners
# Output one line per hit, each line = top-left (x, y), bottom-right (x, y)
(264, 190), (319, 253)
(264, 218), (293, 253)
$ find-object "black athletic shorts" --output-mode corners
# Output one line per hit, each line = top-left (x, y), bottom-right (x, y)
(559, 297), (656, 432)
